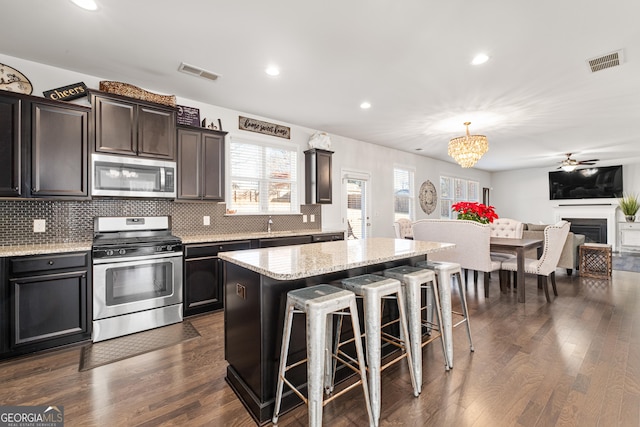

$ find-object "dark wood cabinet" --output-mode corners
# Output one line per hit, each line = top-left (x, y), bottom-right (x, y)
(0, 94), (22, 197)
(0, 92), (89, 199)
(91, 90), (176, 160)
(30, 101), (89, 197)
(258, 235), (313, 247)
(2, 252), (91, 358)
(184, 241), (251, 317)
(305, 148), (333, 204)
(177, 126), (226, 200)
(311, 232), (345, 242)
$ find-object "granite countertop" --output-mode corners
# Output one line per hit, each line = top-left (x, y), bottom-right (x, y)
(0, 241), (93, 257)
(178, 229), (344, 244)
(218, 237), (455, 280)
(0, 230), (345, 257)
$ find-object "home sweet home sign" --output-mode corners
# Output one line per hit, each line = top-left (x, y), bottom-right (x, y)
(238, 116), (290, 139)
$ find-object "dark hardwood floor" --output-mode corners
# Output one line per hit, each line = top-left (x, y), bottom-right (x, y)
(1, 270), (639, 426)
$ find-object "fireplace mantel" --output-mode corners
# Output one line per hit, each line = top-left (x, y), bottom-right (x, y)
(553, 204), (618, 249)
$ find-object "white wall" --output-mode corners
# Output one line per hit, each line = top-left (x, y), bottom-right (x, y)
(326, 134), (490, 236)
(1, 52), (492, 237)
(490, 162), (640, 224)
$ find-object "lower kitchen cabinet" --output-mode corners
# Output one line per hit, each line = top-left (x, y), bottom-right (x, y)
(258, 235), (313, 248)
(312, 232), (344, 242)
(184, 241), (251, 317)
(1, 251), (91, 358)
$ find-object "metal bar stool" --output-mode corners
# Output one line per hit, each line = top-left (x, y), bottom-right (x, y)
(383, 266), (449, 379)
(272, 284), (373, 427)
(339, 274), (419, 427)
(416, 260), (474, 362)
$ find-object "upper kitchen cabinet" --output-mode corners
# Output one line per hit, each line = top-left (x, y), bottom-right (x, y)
(0, 92), (90, 199)
(177, 126), (226, 200)
(91, 90), (176, 160)
(304, 148), (333, 204)
(0, 94), (21, 197)
(30, 101), (89, 198)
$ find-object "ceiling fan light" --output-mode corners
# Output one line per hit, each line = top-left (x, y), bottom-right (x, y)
(561, 164), (577, 172)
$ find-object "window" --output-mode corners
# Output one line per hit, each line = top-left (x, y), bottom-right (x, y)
(228, 137), (298, 214)
(393, 167), (414, 220)
(440, 175), (480, 218)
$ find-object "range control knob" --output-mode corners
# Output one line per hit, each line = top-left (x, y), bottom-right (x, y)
(118, 249), (126, 255)
(106, 250), (114, 256)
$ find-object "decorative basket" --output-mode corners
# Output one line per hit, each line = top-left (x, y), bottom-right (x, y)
(99, 81), (176, 107)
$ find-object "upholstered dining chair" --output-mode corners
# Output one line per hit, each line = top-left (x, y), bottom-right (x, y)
(489, 218), (524, 239)
(500, 220), (570, 302)
(393, 218), (413, 239)
(412, 219), (502, 298)
(489, 217), (524, 262)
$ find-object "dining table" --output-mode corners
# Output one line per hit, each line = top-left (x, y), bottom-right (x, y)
(490, 237), (543, 303)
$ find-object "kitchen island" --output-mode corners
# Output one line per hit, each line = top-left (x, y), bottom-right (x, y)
(219, 237), (455, 424)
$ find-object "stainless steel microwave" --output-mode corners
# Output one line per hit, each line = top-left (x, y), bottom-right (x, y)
(91, 154), (176, 198)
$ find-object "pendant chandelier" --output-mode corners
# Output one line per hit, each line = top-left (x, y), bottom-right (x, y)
(448, 122), (489, 168)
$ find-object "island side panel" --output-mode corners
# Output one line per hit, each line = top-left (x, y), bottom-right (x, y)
(224, 262), (264, 419)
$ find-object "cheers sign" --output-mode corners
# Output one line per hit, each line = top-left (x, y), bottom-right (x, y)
(238, 116), (290, 139)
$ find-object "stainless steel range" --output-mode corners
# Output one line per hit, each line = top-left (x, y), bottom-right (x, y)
(92, 216), (183, 342)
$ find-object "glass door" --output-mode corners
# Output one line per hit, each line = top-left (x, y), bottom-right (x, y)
(342, 171), (370, 239)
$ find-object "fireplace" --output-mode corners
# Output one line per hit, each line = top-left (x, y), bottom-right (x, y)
(564, 218), (607, 243)
(553, 204), (618, 249)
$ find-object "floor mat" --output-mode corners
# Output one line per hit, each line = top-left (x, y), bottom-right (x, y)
(612, 253), (640, 273)
(79, 321), (200, 371)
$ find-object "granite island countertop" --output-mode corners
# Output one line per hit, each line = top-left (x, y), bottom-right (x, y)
(218, 237), (455, 280)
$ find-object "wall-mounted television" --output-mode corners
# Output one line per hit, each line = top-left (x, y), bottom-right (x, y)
(549, 165), (623, 200)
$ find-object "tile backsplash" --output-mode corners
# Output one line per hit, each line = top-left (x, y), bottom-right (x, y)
(0, 199), (322, 246)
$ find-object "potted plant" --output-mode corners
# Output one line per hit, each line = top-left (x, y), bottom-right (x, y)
(618, 193), (640, 222)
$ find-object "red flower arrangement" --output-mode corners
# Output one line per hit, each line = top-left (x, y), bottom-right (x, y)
(451, 202), (498, 224)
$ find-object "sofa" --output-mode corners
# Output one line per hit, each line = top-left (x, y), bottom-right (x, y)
(522, 223), (586, 275)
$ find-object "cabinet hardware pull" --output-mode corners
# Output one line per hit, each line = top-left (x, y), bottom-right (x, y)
(48, 261), (54, 265)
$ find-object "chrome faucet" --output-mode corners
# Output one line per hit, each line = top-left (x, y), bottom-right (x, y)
(267, 216), (273, 233)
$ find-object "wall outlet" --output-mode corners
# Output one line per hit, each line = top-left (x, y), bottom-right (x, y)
(33, 219), (46, 233)
(303, 214), (308, 223)
(203, 216), (210, 226)
(310, 214), (316, 222)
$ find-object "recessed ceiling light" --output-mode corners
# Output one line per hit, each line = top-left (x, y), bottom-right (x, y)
(265, 66), (280, 76)
(360, 102), (371, 109)
(70, 0), (98, 11)
(471, 53), (489, 65)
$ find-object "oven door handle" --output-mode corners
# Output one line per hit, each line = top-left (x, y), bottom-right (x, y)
(93, 251), (183, 265)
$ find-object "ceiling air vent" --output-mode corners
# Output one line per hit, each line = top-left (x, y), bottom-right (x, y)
(586, 50), (624, 73)
(178, 62), (221, 81)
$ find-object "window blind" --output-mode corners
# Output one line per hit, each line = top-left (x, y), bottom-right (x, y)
(393, 167), (414, 220)
(229, 139), (298, 213)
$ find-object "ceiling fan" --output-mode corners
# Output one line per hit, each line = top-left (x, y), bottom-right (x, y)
(558, 153), (599, 171)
